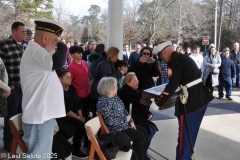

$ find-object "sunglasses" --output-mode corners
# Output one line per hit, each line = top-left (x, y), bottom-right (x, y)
(142, 52), (150, 56)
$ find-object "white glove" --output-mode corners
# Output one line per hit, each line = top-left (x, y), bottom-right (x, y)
(150, 98), (159, 110)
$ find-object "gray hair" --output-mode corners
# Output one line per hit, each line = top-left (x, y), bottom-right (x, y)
(122, 72), (136, 86)
(97, 77), (117, 97)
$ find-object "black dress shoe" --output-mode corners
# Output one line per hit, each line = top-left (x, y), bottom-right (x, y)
(218, 97), (223, 99)
(226, 97), (233, 100)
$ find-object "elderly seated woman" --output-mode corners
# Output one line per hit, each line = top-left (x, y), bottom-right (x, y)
(118, 72), (158, 159)
(96, 77), (151, 160)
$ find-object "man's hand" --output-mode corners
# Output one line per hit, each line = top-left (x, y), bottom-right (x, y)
(147, 114), (152, 120)
(2, 91), (10, 98)
(11, 85), (15, 90)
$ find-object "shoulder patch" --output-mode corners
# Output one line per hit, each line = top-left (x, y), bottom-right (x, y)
(168, 68), (172, 78)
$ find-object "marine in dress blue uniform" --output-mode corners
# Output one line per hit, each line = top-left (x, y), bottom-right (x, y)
(152, 41), (214, 160)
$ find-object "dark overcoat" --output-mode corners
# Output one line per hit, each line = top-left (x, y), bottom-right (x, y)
(118, 85), (158, 133)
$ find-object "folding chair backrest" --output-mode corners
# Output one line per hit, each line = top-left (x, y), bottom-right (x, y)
(85, 117), (101, 137)
(9, 113), (22, 131)
(85, 117), (106, 160)
(97, 113), (110, 135)
(9, 113), (28, 160)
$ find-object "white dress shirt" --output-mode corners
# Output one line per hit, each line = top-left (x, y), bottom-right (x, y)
(123, 51), (130, 58)
(189, 53), (203, 71)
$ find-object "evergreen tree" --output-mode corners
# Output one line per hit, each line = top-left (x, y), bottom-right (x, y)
(19, 0), (54, 20)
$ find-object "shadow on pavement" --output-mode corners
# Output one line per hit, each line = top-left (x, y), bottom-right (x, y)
(151, 98), (240, 121)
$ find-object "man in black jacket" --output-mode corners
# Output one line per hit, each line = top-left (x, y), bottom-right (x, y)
(218, 48), (236, 100)
(230, 42), (240, 87)
(152, 41), (213, 160)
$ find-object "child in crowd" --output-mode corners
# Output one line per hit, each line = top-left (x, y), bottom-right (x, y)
(68, 45), (91, 118)
(117, 60), (128, 89)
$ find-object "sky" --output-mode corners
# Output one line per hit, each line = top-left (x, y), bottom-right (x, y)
(64, 0), (108, 16)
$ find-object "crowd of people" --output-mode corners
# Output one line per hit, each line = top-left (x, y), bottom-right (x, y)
(0, 18), (239, 160)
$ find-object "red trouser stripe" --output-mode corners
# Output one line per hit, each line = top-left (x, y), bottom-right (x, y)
(178, 115), (184, 160)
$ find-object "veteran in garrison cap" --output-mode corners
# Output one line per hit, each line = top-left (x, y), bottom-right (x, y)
(25, 28), (33, 41)
(20, 18), (67, 157)
(151, 41), (213, 160)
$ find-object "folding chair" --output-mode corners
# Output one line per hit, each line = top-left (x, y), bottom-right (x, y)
(9, 113), (28, 160)
(85, 117), (132, 160)
(97, 113), (110, 136)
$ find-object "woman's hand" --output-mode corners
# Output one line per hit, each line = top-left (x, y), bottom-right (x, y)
(129, 122), (136, 130)
(126, 115), (131, 122)
(78, 116), (86, 123)
(152, 76), (158, 82)
(147, 114), (153, 120)
(149, 57), (155, 63)
(2, 91), (10, 98)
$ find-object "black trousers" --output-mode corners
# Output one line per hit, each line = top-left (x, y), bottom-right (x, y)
(79, 94), (91, 117)
(4, 88), (22, 143)
(64, 117), (88, 151)
(52, 133), (72, 159)
(205, 73), (214, 94)
(121, 125), (147, 160)
(91, 98), (98, 117)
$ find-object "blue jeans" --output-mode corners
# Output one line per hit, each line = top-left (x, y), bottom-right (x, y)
(161, 77), (169, 85)
(22, 119), (55, 160)
(218, 76), (232, 97)
(4, 88), (22, 143)
(236, 65), (240, 86)
(146, 121), (157, 154)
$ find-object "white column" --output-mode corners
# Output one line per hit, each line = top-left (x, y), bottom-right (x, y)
(214, 0), (218, 48)
(107, 0), (123, 60)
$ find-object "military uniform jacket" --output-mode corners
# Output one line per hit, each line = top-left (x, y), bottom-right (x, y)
(156, 52), (214, 116)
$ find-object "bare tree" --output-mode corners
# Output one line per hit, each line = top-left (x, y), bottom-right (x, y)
(123, 0), (143, 48)
(0, 1), (15, 39)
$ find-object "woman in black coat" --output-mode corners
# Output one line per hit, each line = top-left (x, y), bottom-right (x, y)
(130, 46), (160, 91)
(91, 47), (125, 117)
(118, 72), (158, 158)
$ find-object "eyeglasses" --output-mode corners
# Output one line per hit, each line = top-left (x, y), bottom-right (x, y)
(142, 52), (150, 56)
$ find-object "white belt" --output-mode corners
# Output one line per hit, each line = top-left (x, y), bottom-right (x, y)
(185, 78), (202, 88)
(180, 78), (202, 104)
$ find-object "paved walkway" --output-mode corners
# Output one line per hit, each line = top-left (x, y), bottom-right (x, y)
(0, 90), (239, 160)
(148, 90), (240, 160)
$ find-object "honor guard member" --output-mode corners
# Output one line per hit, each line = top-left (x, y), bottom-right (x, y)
(20, 18), (66, 159)
(152, 41), (214, 160)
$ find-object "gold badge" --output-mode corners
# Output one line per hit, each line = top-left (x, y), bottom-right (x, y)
(168, 68), (172, 78)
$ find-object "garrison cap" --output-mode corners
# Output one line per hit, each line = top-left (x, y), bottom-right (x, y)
(34, 18), (63, 36)
(26, 28), (33, 35)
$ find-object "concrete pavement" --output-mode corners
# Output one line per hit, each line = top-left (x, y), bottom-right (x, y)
(0, 90), (239, 160)
(148, 90), (240, 160)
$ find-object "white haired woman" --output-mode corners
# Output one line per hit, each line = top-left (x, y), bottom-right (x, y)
(96, 77), (148, 160)
(91, 47), (125, 117)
